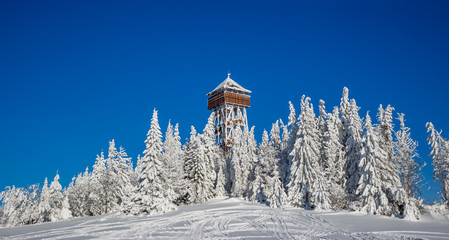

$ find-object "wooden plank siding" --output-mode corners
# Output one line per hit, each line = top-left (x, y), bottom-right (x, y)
(208, 91), (250, 110)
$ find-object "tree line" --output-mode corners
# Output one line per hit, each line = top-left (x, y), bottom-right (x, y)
(1, 87), (448, 227)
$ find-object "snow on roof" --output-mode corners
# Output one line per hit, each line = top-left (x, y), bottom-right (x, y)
(207, 73), (251, 96)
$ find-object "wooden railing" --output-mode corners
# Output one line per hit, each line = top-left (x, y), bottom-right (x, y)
(208, 91), (250, 109)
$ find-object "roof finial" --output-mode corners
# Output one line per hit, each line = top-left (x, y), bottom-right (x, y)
(227, 71), (231, 79)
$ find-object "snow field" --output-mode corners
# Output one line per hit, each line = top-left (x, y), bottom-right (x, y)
(2, 198), (448, 240)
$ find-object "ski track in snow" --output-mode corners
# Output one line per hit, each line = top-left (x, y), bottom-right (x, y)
(1, 198), (448, 240)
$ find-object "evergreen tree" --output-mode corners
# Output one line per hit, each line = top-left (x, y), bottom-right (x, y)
(201, 113), (222, 197)
(339, 87), (351, 146)
(287, 96), (330, 210)
(344, 99), (364, 195)
(247, 130), (272, 204)
(1, 186), (27, 227)
(354, 113), (408, 217)
(66, 167), (93, 217)
(90, 151), (113, 215)
(60, 192), (72, 220)
(22, 184), (40, 225)
(395, 113), (424, 199)
(323, 106), (346, 209)
(317, 100), (328, 169)
(49, 173), (64, 222)
(163, 121), (186, 203)
(128, 109), (176, 215)
(184, 126), (215, 203)
(377, 105), (395, 163)
(38, 178), (51, 222)
(280, 101), (298, 185)
(245, 126), (260, 200)
(427, 122), (449, 206)
(230, 126), (246, 197)
(267, 167), (287, 208)
(353, 113), (389, 215)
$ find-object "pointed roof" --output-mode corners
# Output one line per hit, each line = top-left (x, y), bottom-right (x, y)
(207, 73), (251, 96)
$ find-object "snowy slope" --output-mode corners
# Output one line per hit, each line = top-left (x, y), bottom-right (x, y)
(1, 198), (448, 240)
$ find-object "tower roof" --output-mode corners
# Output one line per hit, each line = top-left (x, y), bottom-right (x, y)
(207, 73), (251, 96)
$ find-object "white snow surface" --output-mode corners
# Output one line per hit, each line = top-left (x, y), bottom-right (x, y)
(1, 197), (449, 240)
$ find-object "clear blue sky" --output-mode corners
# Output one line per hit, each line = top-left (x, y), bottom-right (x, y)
(1, 1), (448, 203)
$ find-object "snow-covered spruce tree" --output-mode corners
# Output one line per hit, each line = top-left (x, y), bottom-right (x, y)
(244, 126), (259, 200)
(115, 146), (135, 207)
(66, 167), (93, 217)
(323, 106), (346, 209)
(127, 109), (176, 215)
(201, 113), (224, 197)
(280, 101), (298, 185)
(270, 120), (282, 151)
(163, 121), (186, 203)
(183, 126), (215, 204)
(427, 122), (449, 207)
(230, 126), (246, 197)
(339, 87), (351, 146)
(38, 178), (51, 222)
(317, 100), (328, 169)
(377, 105), (395, 164)
(247, 130), (272, 204)
(22, 184), (40, 225)
(354, 113), (411, 218)
(352, 113), (388, 215)
(49, 173), (64, 222)
(395, 113), (425, 199)
(267, 167), (287, 208)
(104, 140), (135, 210)
(287, 95), (330, 210)
(1, 186), (27, 227)
(60, 191), (72, 220)
(90, 151), (113, 215)
(344, 99), (365, 195)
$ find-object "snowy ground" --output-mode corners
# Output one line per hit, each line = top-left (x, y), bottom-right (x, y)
(1, 198), (449, 240)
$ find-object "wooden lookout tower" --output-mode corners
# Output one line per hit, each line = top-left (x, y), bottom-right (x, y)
(207, 73), (251, 154)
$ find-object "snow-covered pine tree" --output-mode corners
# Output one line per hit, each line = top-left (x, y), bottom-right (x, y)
(163, 121), (186, 203)
(66, 167), (93, 217)
(270, 120), (281, 151)
(115, 146), (134, 206)
(394, 113), (424, 199)
(280, 102), (298, 185)
(90, 151), (113, 215)
(60, 191), (72, 220)
(201, 113), (222, 197)
(128, 109), (176, 215)
(280, 119), (288, 148)
(377, 105), (396, 164)
(323, 106), (346, 209)
(317, 100), (328, 169)
(354, 113), (409, 218)
(1, 186), (28, 227)
(344, 99), (364, 195)
(247, 130), (272, 204)
(22, 184), (40, 225)
(244, 126), (259, 200)
(38, 178), (51, 222)
(353, 112), (388, 215)
(427, 122), (449, 207)
(287, 95), (330, 210)
(339, 87), (351, 146)
(105, 140), (121, 210)
(267, 167), (287, 208)
(183, 126), (215, 204)
(230, 126), (246, 197)
(49, 173), (64, 222)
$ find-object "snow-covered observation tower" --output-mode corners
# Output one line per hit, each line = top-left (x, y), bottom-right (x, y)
(207, 73), (251, 155)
